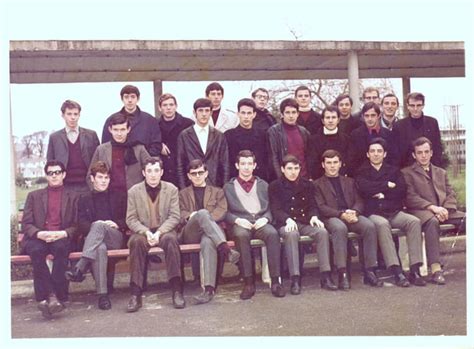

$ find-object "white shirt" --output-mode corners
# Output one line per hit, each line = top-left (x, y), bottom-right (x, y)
(193, 124), (210, 154)
(65, 126), (79, 144)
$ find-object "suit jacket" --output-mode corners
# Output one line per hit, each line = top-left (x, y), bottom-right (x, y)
(21, 187), (79, 248)
(296, 109), (322, 135)
(313, 175), (364, 220)
(179, 185), (227, 225)
(47, 127), (99, 168)
(401, 162), (464, 225)
(87, 142), (151, 190)
(176, 126), (229, 189)
(209, 107), (239, 133)
(126, 181), (180, 235)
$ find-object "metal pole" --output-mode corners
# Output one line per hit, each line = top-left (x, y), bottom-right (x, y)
(347, 51), (360, 113)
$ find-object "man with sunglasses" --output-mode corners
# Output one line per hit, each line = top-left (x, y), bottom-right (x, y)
(21, 160), (79, 318)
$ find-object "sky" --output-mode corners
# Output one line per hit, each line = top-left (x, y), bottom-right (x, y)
(1, 0), (473, 348)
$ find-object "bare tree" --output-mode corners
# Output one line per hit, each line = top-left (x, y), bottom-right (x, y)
(31, 131), (48, 157)
(21, 135), (34, 158)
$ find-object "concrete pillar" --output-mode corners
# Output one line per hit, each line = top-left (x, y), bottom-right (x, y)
(402, 77), (411, 118)
(347, 50), (360, 113)
(153, 80), (163, 118)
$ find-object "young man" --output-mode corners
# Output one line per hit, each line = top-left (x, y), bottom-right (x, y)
(223, 150), (286, 299)
(251, 87), (276, 132)
(179, 159), (240, 304)
(224, 98), (270, 181)
(101, 85), (162, 156)
(268, 155), (337, 293)
(294, 85), (322, 135)
(380, 93), (400, 130)
(158, 93), (195, 186)
(47, 100), (100, 195)
(267, 98), (311, 180)
(205, 82), (239, 132)
(392, 92), (443, 168)
(126, 157), (184, 312)
(176, 98), (229, 189)
(334, 94), (363, 137)
(401, 137), (466, 285)
(66, 161), (127, 310)
(21, 160), (79, 318)
(314, 150), (382, 290)
(355, 138), (425, 287)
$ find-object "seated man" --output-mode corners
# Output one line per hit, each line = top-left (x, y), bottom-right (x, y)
(21, 160), (79, 318)
(356, 138), (425, 287)
(269, 155), (337, 293)
(126, 157), (184, 312)
(179, 159), (240, 304)
(66, 161), (127, 310)
(223, 150), (286, 300)
(314, 150), (382, 290)
(402, 137), (466, 285)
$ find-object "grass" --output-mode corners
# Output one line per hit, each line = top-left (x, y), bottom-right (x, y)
(447, 166), (465, 210)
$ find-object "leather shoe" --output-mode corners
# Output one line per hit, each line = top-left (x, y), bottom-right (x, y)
(408, 271), (427, 286)
(363, 271), (383, 287)
(65, 267), (85, 282)
(48, 295), (65, 314)
(194, 290), (214, 304)
(172, 291), (186, 309)
(271, 283), (286, 297)
(429, 271), (446, 285)
(98, 294), (112, 310)
(290, 280), (301, 295)
(394, 272), (410, 287)
(338, 272), (351, 291)
(239, 284), (256, 300)
(320, 276), (338, 291)
(227, 249), (240, 264)
(126, 295), (142, 313)
(37, 300), (52, 319)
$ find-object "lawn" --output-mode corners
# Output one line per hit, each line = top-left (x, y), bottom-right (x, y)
(447, 166), (465, 210)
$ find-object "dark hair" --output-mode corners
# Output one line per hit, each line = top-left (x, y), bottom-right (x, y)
(361, 102), (381, 116)
(120, 85), (140, 98)
(44, 160), (66, 173)
(281, 154), (300, 167)
(363, 87), (380, 99)
(89, 161), (110, 177)
(294, 85), (311, 97)
(251, 88), (269, 98)
(142, 157), (163, 171)
(109, 113), (130, 127)
(159, 93), (177, 106)
(381, 93), (399, 106)
(236, 150), (256, 164)
(334, 94), (353, 107)
(60, 100), (81, 113)
(321, 149), (342, 162)
(237, 98), (256, 112)
(368, 137), (387, 152)
(321, 105), (340, 119)
(205, 82), (224, 96)
(412, 136), (432, 151)
(187, 159), (207, 173)
(279, 98), (299, 114)
(406, 92), (425, 104)
(193, 98), (212, 111)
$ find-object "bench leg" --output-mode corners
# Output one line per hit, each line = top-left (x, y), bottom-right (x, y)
(106, 258), (117, 294)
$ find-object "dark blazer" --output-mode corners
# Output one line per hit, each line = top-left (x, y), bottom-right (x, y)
(338, 114), (363, 137)
(253, 108), (276, 133)
(179, 185), (227, 224)
(313, 175), (364, 220)
(296, 109), (322, 135)
(176, 126), (229, 189)
(47, 127), (99, 168)
(401, 162), (464, 225)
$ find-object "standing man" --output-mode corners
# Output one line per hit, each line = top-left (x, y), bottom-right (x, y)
(355, 138), (425, 287)
(380, 93), (400, 130)
(179, 159), (240, 304)
(225, 98), (270, 181)
(102, 84), (162, 156)
(205, 82), (239, 132)
(176, 98), (229, 189)
(269, 155), (337, 293)
(21, 160), (79, 318)
(392, 92), (443, 168)
(314, 150), (382, 290)
(66, 161), (127, 310)
(402, 137), (466, 285)
(158, 93), (195, 186)
(294, 85), (322, 135)
(267, 98), (311, 180)
(47, 100), (99, 195)
(223, 150), (286, 300)
(251, 87), (276, 132)
(334, 94), (363, 137)
(126, 157), (184, 312)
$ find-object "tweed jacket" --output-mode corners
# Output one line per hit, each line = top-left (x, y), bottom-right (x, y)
(87, 142), (151, 190)
(179, 185), (227, 224)
(47, 127), (99, 167)
(313, 175), (364, 220)
(126, 181), (180, 235)
(401, 162), (464, 225)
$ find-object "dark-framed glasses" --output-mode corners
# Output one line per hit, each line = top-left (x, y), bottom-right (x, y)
(46, 170), (63, 176)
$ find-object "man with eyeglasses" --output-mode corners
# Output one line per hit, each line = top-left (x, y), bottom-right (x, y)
(294, 85), (322, 135)
(179, 159), (240, 304)
(251, 87), (276, 132)
(21, 160), (79, 318)
(392, 92), (443, 168)
(353, 87), (381, 121)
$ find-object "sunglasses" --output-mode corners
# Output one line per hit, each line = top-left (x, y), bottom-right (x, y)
(46, 170), (63, 176)
(189, 170), (206, 177)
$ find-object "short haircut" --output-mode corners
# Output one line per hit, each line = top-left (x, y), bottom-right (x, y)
(321, 149), (342, 162)
(294, 85), (311, 97)
(89, 161), (110, 177)
(193, 98), (212, 111)
(321, 105), (340, 119)
(159, 93), (177, 106)
(237, 98), (256, 112)
(44, 160), (66, 173)
(187, 159), (207, 172)
(363, 87), (380, 98)
(236, 149), (256, 164)
(361, 102), (381, 116)
(205, 82), (224, 96)
(406, 92), (425, 104)
(412, 136), (432, 151)
(120, 85), (140, 98)
(251, 87), (269, 98)
(334, 94), (353, 106)
(279, 98), (299, 114)
(381, 93), (399, 106)
(368, 137), (387, 152)
(60, 100), (81, 113)
(109, 113), (130, 127)
(281, 154), (300, 167)
(142, 157), (163, 171)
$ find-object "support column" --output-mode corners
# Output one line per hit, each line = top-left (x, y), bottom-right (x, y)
(402, 77), (411, 118)
(153, 80), (163, 119)
(347, 51), (360, 113)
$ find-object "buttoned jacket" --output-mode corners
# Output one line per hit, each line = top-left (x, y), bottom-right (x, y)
(179, 185), (227, 224)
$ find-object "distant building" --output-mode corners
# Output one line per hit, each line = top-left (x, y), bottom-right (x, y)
(440, 128), (465, 164)
(17, 155), (46, 179)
